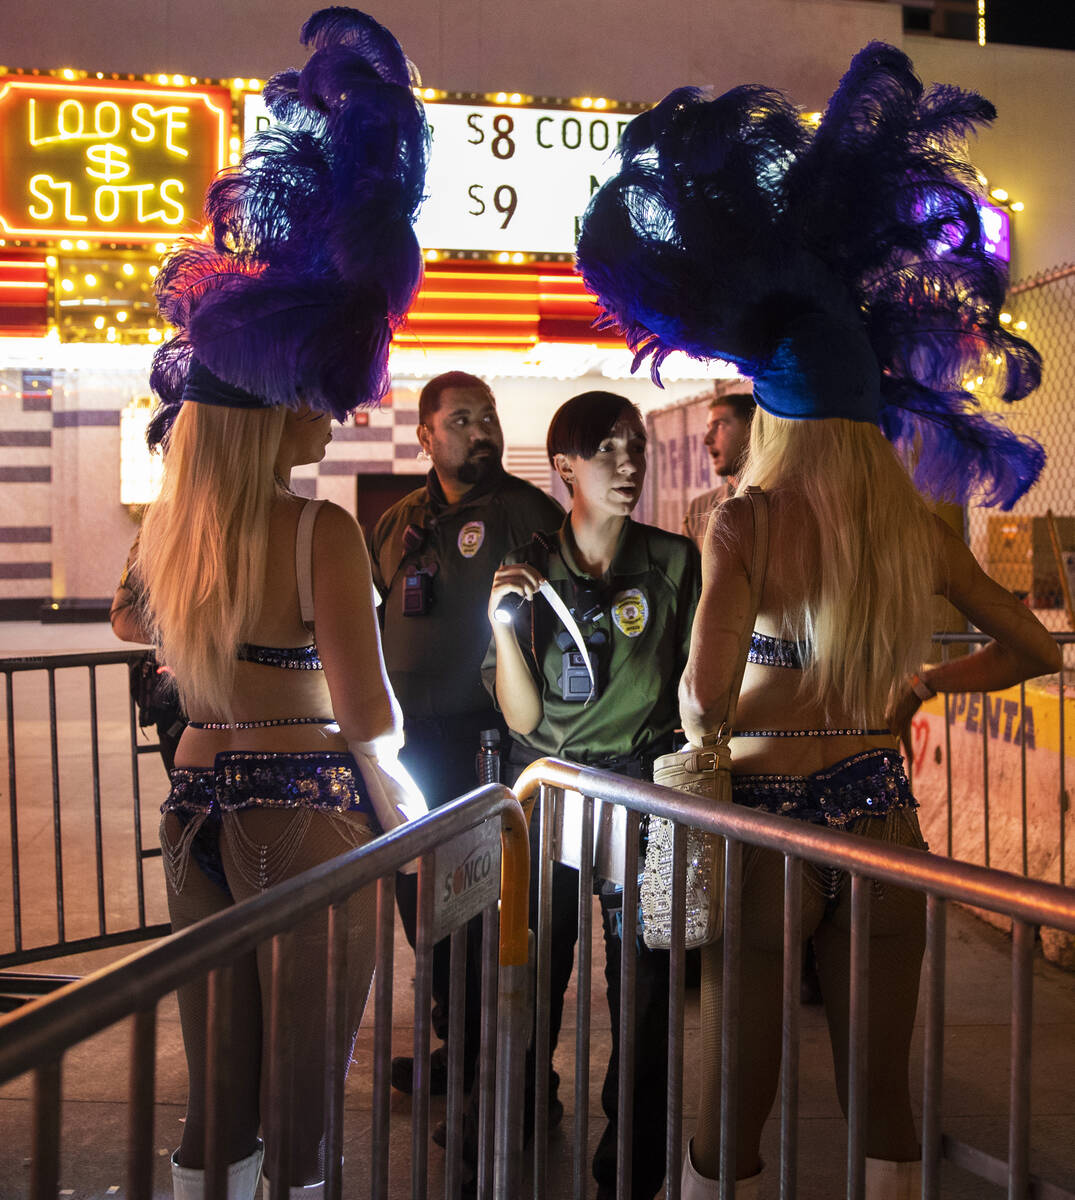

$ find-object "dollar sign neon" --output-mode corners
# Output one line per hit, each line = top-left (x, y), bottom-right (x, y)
(85, 143), (132, 182)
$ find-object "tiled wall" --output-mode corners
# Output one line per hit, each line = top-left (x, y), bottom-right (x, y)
(0, 371), (557, 618)
(0, 369), (57, 617)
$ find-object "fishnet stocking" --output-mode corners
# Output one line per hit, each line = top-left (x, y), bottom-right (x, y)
(163, 807), (378, 1184)
(693, 809), (927, 1182)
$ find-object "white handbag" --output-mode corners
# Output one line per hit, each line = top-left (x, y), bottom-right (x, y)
(640, 488), (769, 950)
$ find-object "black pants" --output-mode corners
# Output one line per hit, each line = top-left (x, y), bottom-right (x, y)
(522, 774), (670, 1200)
(396, 711), (509, 1079)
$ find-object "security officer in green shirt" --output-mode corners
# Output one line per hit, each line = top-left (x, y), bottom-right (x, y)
(367, 371), (562, 1102)
(483, 391), (701, 1200)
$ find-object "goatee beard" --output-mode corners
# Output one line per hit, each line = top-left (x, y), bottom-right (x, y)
(457, 448), (500, 485)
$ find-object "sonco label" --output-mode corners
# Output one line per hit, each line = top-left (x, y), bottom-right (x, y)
(432, 819), (502, 941)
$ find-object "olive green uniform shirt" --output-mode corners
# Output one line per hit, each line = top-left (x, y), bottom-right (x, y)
(481, 517), (701, 764)
(369, 468), (563, 719)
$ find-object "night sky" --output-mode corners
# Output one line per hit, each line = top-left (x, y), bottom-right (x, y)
(987, 0), (1075, 51)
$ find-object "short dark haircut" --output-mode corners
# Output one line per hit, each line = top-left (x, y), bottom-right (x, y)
(546, 390), (644, 465)
(710, 389), (756, 423)
(418, 371), (495, 426)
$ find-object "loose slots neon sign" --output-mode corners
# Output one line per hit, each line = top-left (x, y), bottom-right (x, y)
(0, 77), (229, 241)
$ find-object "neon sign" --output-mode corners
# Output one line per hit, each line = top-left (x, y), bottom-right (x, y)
(980, 201), (1010, 263)
(246, 93), (636, 255)
(0, 77), (230, 241)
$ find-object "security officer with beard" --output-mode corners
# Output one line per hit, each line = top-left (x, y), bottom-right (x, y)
(368, 370), (562, 1101)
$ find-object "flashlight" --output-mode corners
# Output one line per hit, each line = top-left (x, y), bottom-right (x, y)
(493, 593), (527, 624)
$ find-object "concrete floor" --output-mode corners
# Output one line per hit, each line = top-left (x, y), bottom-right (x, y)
(2, 622), (1075, 1199)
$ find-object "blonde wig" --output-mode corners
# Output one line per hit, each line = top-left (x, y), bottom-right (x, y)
(741, 411), (938, 725)
(138, 402), (287, 719)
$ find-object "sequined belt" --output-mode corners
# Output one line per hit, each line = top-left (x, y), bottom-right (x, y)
(730, 748), (915, 828)
(163, 751), (374, 816)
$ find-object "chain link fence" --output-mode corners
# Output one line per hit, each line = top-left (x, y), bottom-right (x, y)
(967, 263), (1075, 658)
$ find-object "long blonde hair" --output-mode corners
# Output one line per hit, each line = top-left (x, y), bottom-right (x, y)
(138, 402), (287, 719)
(740, 412), (938, 725)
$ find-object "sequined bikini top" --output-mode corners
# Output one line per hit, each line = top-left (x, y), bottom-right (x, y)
(235, 499), (326, 672)
(747, 631), (804, 669)
(236, 642), (323, 670)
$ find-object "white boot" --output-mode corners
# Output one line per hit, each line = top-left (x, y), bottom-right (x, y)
(681, 1141), (763, 1199)
(170, 1141), (264, 1200)
(865, 1156), (921, 1200)
(262, 1179), (324, 1199)
(682, 1140), (719, 1199)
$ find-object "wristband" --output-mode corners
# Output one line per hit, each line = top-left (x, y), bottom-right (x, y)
(909, 671), (937, 702)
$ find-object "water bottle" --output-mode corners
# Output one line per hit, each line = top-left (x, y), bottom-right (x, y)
(476, 728), (501, 784)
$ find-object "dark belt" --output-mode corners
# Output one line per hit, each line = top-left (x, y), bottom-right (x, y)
(509, 733), (676, 782)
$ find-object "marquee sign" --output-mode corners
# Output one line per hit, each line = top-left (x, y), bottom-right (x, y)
(0, 76), (230, 241)
(245, 94), (636, 255)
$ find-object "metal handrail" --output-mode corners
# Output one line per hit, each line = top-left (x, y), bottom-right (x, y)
(515, 758), (1075, 930)
(514, 757), (1075, 1200)
(0, 784), (530, 1084)
(0, 649), (149, 671)
(931, 631), (1075, 646)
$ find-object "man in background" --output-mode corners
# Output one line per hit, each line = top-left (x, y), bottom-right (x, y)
(682, 386), (756, 551)
(367, 370), (562, 1104)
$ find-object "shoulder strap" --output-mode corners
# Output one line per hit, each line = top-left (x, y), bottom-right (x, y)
(721, 486), (769, 732)
(296, 499), (326, 630)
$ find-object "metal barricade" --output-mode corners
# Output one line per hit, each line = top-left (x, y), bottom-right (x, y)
(0, 785), (531, 1200)
(0, 649), (171, 993)
(514, 757), (1075, 1200)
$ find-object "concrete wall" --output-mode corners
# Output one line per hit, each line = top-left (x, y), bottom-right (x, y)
(1, 0), (901, 108)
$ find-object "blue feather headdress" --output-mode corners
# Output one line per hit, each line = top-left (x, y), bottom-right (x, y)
(575, 42), (1043, 509)
(147, 7), (428, 446)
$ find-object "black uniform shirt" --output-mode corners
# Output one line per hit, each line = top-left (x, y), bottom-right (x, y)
(369, 467), (563, 718)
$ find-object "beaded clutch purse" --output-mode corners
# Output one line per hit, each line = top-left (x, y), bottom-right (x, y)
(640, 737), (730, 948)
(639, 487), (768, 951)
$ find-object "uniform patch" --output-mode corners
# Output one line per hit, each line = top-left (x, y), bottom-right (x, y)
(611, 589), (648, 637)
(458, 520), (485, 558)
